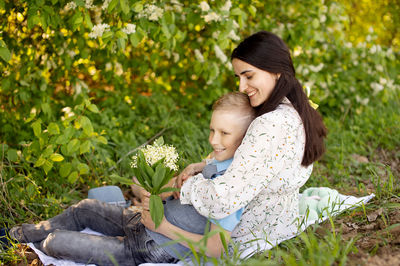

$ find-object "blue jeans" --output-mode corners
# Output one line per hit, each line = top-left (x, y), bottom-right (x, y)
(20, 199), (176, 265)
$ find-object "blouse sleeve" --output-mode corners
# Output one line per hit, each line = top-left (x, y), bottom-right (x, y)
(180, 110), (301, 219)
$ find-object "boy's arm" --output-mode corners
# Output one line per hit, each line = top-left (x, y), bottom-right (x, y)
(141, 210), (231, 258)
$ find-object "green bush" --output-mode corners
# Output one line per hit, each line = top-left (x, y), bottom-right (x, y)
(0, 0), (399, 224)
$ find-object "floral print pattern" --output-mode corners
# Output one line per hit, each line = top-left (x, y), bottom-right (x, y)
(180, 98), (313, 253)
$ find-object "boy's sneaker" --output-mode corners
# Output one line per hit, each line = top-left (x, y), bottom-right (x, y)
(9, 226), (27, 243)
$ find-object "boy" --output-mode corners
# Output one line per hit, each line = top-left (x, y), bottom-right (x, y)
(136, 92), (256, 258)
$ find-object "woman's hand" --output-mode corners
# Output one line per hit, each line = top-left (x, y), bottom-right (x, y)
(173, 161), (206, 198)
(140, 210), (167, 233)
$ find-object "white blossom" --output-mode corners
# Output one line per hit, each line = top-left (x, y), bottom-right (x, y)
(105, 62), (112, 71)
(138, 4), (164, 21)
(115, 62), (123, 76)
(194, 49), (204, 63)
(214, 44), (227, 62)
(203, 12), (221, 23)
(228, 30), (240, 41)
(122, 23), (136, 34)
(212, 30), (220, 39)
(371, 82), (384, 94)
(65, 1), (77, 10)
(309, 63), (324, 72)
(199, 1), (210, 12)
(102, 0), (112, 10)
(85, 0), (94, 9)
(131, 142), (179, 171)
(88, 23), (110, 39)
(173, 52), (180, 63)
(221, 0), (232, 11)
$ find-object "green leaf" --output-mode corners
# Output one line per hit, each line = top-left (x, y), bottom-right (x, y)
(152, 164), (166, 193)
(64, 127), (75, 139)
(107, 0), (119, 12)
(158, 187), (179, 194)
(143, 161), (155, 178)
(55, 135), (68, 145)
(96, 136), (108, 144)
(41, 102), (51, 116)
(77, 163), (89, 175)
(67, 171), (79, 183)
(79, 116), (93, 135)
(80, 140), (91, 154)
(32, 120), (42, 137)
(150, 195), (164, 228)
(67, 138), (80, 154)
(115, 31), (128, 39)
(87, 104), (99, 113)
(110, 174), (134, 185)
(42, 146), (54, 157)
(129, 33), (141, 47)
(0, 47), (11, 62)
(42, 160), (53, 174)
(117, 38), (126, 50)
(50, 153), (64, 162)
(154, 137), (164, 146)
(138, 150), (153, 187)
(59, 162), (72, 178)
(7, 149), (18, 162)
(84, 10), (93, 29)
(132, 168), (150, 191)
(120, 0), (129, 14)
(47, 122), (60, 135)
(27, 15), (41, 29)
(158, 169), (175, 191)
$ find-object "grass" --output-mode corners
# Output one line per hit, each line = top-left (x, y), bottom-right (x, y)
(1, 91), (399, 265)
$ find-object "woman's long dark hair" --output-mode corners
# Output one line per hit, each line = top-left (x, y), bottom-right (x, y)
(231, 31), (327, 166)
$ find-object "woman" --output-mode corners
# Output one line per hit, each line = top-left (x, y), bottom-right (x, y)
(175, 30), (327, 253)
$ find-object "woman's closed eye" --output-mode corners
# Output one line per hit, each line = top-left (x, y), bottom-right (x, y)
(222, 131), (230, 135)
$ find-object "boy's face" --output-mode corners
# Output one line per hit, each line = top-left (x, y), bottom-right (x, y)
(209, 110), (249, 161)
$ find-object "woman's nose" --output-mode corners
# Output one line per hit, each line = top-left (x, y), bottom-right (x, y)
(238, 79), (247, 93)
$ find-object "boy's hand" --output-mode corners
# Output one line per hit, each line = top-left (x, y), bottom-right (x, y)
(132, 183), (151, 209)
(173, 162), (206, 199)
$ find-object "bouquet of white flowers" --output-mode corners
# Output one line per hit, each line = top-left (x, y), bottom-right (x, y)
(131, 137), (179, 228)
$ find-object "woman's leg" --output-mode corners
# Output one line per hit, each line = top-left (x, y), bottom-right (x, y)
(39, 230), (133, 266)
(21, 199), (130, 243)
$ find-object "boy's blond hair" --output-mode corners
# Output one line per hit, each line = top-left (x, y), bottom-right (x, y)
(212, 92), (256, 125)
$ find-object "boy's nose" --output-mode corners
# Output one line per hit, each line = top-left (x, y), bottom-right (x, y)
(210, 133), (220, 145)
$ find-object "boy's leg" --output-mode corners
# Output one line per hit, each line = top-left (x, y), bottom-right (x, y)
(20, 199), (133, 243)
(39, 230), (133, 266)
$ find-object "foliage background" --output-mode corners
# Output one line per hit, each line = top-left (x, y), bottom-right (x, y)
(0, 0), (399, 264)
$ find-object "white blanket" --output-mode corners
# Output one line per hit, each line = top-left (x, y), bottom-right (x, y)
(28, 191), (375, 266)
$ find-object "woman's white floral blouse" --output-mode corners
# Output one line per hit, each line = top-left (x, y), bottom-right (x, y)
(180, 98), (313, 254)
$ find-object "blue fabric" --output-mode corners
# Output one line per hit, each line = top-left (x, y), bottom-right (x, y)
(206, 159), (244, 231)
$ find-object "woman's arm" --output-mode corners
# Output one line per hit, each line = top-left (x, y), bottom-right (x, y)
(141, 210), (231, 258)
(180, 108), (305, 219)
(173, 161), (206, 198)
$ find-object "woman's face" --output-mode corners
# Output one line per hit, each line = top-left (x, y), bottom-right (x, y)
(232, 58), (279, 107)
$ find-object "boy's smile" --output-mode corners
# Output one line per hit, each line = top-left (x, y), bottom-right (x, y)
(209, 110), (249, 161)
